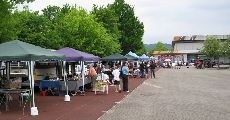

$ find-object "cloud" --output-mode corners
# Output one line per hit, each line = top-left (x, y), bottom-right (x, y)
(17, 0), (230, 44)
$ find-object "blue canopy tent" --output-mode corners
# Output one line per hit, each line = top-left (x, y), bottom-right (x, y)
(150, 56), (156, 60)
(139, 54), (150, 60)
(175, 57), (182, 61)
(126, 51), (139, 58)
(133, 53), (139, 58)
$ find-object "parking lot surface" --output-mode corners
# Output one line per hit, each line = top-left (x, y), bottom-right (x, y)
(99, 67), (230, 120)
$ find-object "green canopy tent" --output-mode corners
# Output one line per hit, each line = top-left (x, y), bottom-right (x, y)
(101, 53), (139, 68)
(0, 40), (66, 115)
(0, 40), (65, 61)
(100, 53), (139, 61)
(100, 53), (128, 61)
(125, 54), (139, 61)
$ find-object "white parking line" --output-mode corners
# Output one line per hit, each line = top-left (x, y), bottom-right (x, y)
(143, 82), (162, 88)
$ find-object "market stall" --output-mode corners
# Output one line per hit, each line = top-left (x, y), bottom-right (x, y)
(55, 47), (100, 96)
(139, 54), (150, 61)
(126, 51), (139, 58)
(0, 40), (65, 116)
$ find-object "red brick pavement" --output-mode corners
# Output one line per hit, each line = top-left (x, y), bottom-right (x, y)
(0, 68), (160, 120)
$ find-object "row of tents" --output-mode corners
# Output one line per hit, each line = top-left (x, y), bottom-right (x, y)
(0, 40), (150, 62)
(0, 40), (150, 115)
(101, 51), (150, 61)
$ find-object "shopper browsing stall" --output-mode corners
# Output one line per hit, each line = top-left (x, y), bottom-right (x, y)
(87, 65), (97, 90)
(121, 62), (129, 92)
(112, 66), (121, 93)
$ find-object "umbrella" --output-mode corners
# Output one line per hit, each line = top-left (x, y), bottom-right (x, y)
(164, 59), (171, 62)
(150, 56), (156, 60)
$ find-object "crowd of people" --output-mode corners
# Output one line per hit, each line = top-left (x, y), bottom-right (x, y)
(87, 60), (158, 93)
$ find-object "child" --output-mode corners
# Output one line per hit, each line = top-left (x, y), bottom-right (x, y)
(133, 68), (138, 78)
(112, 66), (121, 93)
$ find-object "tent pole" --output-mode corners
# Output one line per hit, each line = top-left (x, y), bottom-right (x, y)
(27, 62), (31, 89)
(63, 61), (68, 95)
(30, 61), (35, 107)
(30, 61), (38, 116)
(82, 61), (85, 94)
(6, 62), (10, 81)
(63, 61), (70, 101)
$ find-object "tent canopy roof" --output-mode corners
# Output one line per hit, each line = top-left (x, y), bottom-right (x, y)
(139, 54), (150, 60)
(0, 40), (65, 61)
(126, 51), (139, 57)
(101, 53), (128, 61)
(55, 47), (100, 62)
(125, 54), (139, 60)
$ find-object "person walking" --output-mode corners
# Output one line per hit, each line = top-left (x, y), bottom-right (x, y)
(149, 61), (157, 78)
(121, 62), (129, 92)
(112, 66), (121, 93)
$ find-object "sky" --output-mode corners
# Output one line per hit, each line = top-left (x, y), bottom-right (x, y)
(18, 0), (230, 44)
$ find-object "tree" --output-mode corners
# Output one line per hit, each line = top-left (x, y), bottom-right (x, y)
(109, 0), (145, 55)
(0, 0), (35, 43)
(42, 5), (61, 22)
(61, 6), (121, 57)
(91, 4), (121, 48)
(199, 37), (223, 68)
(135, 44), (147, 56)
(222, 37), (230, 65)
(148, 41), (171, 56)
(13, 8), (64, 49)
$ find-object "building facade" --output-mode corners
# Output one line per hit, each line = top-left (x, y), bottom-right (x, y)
(172, 35), (230, 63)
(153, 35), (230, 63)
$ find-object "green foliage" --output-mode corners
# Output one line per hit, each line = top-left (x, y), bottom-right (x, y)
(13, 9), (63, 49)
(42, 5), (61, 21)
(199, 37), (223, 59)
(60, 6), (121, 57)
(90, 4), (122, 54)
(91, 4), (121, 43)
(109, 0), (145, 55)
(135, 44), (147, 56)
(0, 1), (146, 58)
(0, 0), (35, 43)
(222, 37), (230, 58)
(9, 0), (35, 5)
(148, 41), (171, 56)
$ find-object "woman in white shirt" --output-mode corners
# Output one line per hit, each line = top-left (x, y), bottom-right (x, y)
(112, 66), (121, 93)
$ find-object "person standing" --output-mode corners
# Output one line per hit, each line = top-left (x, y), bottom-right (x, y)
(112, 66), (121, 93)
(121, 62), (129, 92)
(149, 61), (157, 78)
(87, 65), (97, 90)
(145, 62), (149, 78)
(139, 61), (145, 78)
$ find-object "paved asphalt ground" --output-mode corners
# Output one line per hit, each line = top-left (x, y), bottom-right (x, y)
(98, 66), (230, 120)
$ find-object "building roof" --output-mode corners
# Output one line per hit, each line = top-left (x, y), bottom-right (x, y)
(153, 50), (199, 55)
(172, 35), (229, 41)
(177, 50), (200, 54)
(172, 34), (230, 48)
(153, 50), (178, 55)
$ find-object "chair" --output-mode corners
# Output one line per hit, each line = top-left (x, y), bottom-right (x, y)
(20, 90), (33, 115)
(94, 81), (108, 94)
(46, 87), (55, 96)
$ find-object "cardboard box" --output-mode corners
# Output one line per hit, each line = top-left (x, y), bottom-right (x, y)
(5, 82), (21, 89)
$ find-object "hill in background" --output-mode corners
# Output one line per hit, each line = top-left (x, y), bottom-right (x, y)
(144, 43), (172, 51)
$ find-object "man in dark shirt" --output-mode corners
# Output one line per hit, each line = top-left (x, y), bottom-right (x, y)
(149, 61), (157, 78)
(139, 61), (145, 78)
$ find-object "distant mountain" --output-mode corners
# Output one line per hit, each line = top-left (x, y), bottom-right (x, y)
(144, 43), (172, 51)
